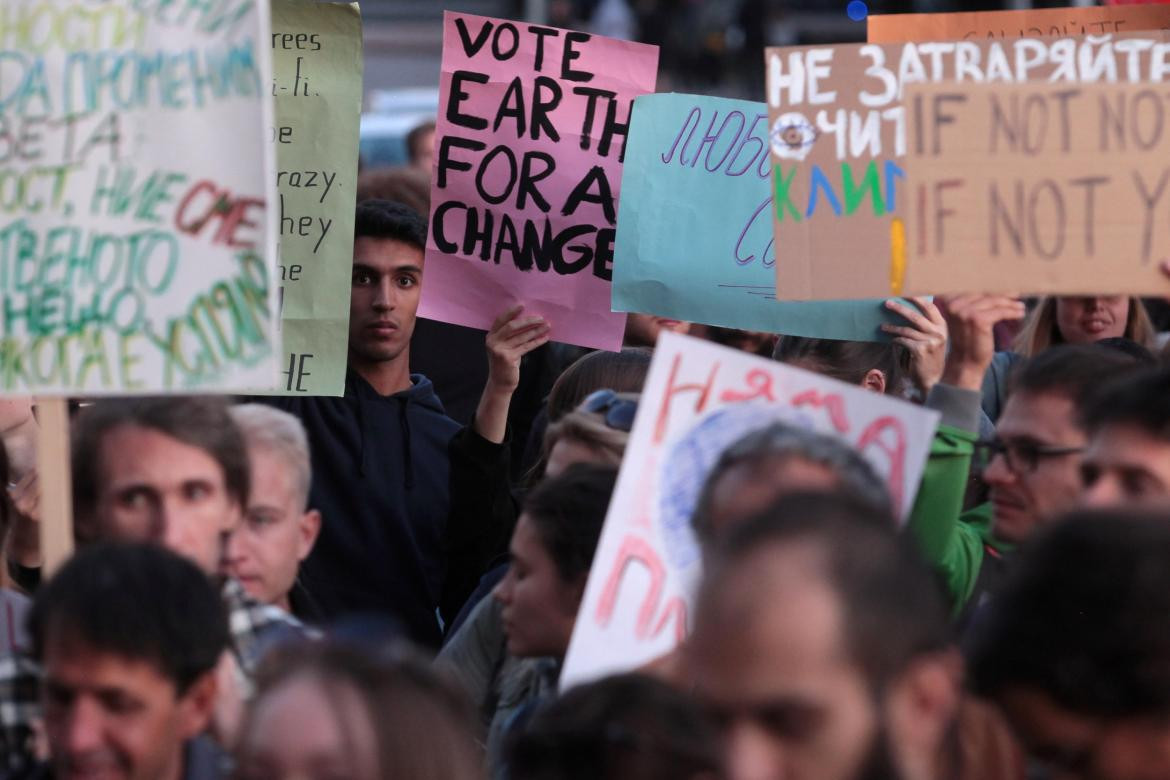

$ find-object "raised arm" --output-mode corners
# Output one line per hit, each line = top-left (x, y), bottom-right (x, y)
(905, 296), (1025, 612)
(474, 305), (552, 444)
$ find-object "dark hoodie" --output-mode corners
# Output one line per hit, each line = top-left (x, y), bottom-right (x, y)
(264, 369), (461, 647)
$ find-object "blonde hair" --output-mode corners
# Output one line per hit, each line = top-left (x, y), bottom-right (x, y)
(1013, 297), (1155, 358)
(534, 392), (638, 482)
(230, 404), (312, 511)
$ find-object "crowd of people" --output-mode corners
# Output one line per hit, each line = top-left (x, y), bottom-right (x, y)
(4, 121), (1170, 780)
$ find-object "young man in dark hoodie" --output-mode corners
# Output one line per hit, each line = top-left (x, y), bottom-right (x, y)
(265, 199), (549, 647)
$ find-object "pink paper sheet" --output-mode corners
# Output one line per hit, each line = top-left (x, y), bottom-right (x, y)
(420, 12), (659, 351)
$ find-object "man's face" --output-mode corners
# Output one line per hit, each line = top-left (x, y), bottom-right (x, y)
(95, 426), (240, 575)
(689, 545), (891, 780)
(42, 639), (215, 780)
(983, 392), (1087, 544)
(348, 236), (423, 366)
(225, 445), (320, 610)
(998, 686), (1170, 780)
(1081, 423), (1170, 509)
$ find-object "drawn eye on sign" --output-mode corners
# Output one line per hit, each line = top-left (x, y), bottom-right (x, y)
(770, 113), (818, 161)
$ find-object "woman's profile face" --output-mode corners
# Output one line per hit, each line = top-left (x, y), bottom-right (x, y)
(493, 514), (582, 659)
(236, 674), (379, 780)
(1055, 296), (1129, 344)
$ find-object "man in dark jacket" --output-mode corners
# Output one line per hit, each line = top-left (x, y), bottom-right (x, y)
(21, 543), (230, 780)
(264, 200), (473, 647)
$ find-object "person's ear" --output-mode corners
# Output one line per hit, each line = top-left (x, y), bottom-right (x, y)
(298, 509), (322, 561)
(177, 666), (221, 740)
(862, 368), (888, 394)
(884, 648), (962, 780)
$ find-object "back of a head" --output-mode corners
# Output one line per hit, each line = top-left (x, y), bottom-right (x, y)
(523, 463), (618, 583)
(1094, 337), (1156, 365)
(246, 641), (482, 780)
(1081, 366), (1170, 443)
(354, 198), (427, 250)
(773, 336), (910, 395)
(1008, 343), (1143, 413)
(547, 348), (652, 423)
(71, 397), (249, 532)
(691, 421), (892, 546)
(356, 167), (431, 217)
(29, 543), (228, 693)
(970, 509), (1170, 719)
(699, 492), (950, 688)
(507, 673), (721, 780)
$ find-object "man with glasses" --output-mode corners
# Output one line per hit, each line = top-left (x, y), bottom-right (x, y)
(939, 343), (1142, 632)
(978, 345), (1140, 545)
(916, 302), (1142, 620)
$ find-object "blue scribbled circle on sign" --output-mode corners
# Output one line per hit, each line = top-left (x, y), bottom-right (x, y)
(847, 1), (868, 21)
(657, 403), (817, 574)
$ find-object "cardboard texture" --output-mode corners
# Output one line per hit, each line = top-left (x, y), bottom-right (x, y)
(764, 32), (1170, 300)
(903, 81), (1170, 295)
(868, 5), (1170, 44)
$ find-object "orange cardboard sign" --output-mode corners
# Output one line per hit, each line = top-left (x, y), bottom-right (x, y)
(868, 5), (1170, 44)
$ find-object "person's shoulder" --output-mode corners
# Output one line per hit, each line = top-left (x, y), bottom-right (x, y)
(405, 375), (462, 429)
(221, 579), (319, 672)
(183, 735), (230, 780)
(990, 351), (1022, 375)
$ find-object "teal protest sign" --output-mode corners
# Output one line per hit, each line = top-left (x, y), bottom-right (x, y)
(613, 93), (907, 341)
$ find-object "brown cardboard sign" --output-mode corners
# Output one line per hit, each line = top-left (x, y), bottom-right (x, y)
(902, 81), (1170, 296)
(764, 33), (1170, 299)
(868, 5), (1170, 45)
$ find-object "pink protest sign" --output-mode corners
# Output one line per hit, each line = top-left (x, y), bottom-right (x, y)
(420, 12), (659, 351)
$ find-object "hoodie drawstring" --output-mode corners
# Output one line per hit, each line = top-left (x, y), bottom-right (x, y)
(400, 399), (415, 490)
(354, 376), (369, 477)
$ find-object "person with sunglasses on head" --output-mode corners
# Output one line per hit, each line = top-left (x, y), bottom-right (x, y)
(540, 390), (638, 479)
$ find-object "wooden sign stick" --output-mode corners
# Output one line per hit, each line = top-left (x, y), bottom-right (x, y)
(35, 398), (73, 576)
